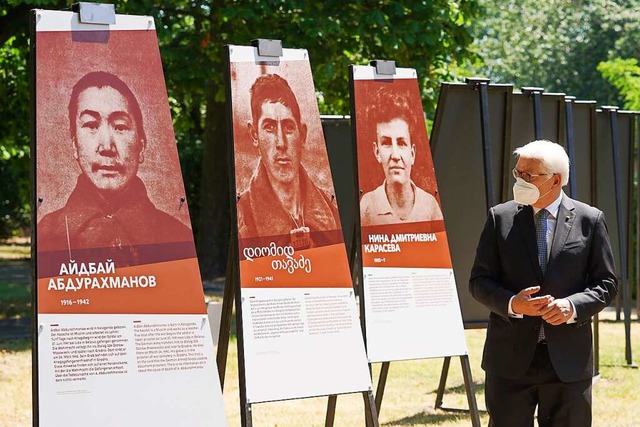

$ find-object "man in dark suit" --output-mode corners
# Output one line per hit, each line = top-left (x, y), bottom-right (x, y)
(469, 139), (617, 426)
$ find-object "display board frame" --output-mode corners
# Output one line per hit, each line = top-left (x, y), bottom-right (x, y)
(596, 107), (637, 368)
(220, 42), (378, 427)
(342, 65), (479, 426)
(31, 8), (227, 427)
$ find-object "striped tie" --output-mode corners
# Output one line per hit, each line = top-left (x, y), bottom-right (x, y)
(535, 208), (549, 342)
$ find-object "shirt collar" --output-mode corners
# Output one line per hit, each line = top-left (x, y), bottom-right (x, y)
(532, 191), (563, 218)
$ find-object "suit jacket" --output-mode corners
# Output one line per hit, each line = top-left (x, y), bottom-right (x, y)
(469, 194), (617, 382)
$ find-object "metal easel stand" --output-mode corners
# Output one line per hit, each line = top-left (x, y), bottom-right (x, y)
(434, 356), (482, 427)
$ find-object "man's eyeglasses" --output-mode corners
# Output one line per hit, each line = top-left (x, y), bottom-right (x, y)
(512, 168), (551, 183)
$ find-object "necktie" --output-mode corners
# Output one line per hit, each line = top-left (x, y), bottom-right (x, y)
(535, 209), (549, 274)
(535, 208), (549, 342)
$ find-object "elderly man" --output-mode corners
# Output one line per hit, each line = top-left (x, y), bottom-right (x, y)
(469, 139), (617, 426)
(38, 71), (191, 260)
(359, 88), (442, 226)
(237, 73), (340, 250)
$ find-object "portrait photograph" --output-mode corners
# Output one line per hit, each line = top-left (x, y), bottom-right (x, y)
(353, 75), (442, 227)
(35, 27), (194, 272)
(229, 48), (343, 251)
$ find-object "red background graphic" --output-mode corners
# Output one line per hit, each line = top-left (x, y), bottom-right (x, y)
(353, 74), (452, 269)
(37, 258), (206, 314)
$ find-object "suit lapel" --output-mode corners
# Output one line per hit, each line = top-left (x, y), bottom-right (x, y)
(514, 204), (543, 282)
(548, 196), (576, 269)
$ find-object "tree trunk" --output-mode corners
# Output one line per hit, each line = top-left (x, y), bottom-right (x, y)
(195, 80), (229, 280)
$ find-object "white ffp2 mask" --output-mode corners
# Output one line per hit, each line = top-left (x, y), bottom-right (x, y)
(513, 178), (540, 205)
(512, 176), (554, 205)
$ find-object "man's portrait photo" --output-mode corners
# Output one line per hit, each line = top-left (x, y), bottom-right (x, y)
(230, 60), (342, 250)
(357, 85), (443, 226)
(35, 31), (194, 267)
(38, 71), (191, 256)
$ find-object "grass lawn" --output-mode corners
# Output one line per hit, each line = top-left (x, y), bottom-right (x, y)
(0, 282), (31, 319)
(1, 316), (639, 426)
(0, 239), (32, 319)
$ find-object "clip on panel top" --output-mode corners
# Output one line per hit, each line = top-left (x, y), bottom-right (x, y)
(370, 60), (396, 76)
(72, 2), (116, 25)
(250, 39), (283, 57)
(465, 77), (491, 86)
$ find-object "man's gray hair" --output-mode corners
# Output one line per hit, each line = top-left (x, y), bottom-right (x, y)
(514, 139), (570, 186)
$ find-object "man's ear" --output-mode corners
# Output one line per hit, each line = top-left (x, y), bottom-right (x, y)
(373, 141), (381, 163)
(411, 143), (416, 165)
(554, 174), (561, 187)
(248, 121), (258, 147)
(138, 138), (146, 163)
(299, 123), (307, 145)
(72, 137), (79, 160)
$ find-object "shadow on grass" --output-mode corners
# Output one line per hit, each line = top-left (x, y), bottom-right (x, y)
(382, 410), (470, 425)
(0, 282), (32, 318)
(0, 337), (31, 352)
(431, 381), (485, 395)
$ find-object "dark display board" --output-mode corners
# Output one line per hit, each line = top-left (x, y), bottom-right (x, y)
(507, 92), (566, 176)
(617, 112), (634, 270)
(595, 110), (635, 277)
(322, 116), (356, 255)
(570, 101), (597, 205)
(430, 83), (512, 327)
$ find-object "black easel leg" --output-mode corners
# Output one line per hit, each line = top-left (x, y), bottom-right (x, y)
(236, 292), (252, 427)
(435, 356), (451, 409)
(593, 314), (600, 377)
(363, 390), (380, 427)
(216, 244), (236, 389)
(325, 395), (337, 427)
(242, 402), (253, 427)
(375, 362), (390, 414)
(460, 355), (481, 427)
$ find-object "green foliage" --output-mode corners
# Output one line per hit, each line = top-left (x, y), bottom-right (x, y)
(473, 0), (640, 105)
(0, 35), (30, 238)
(0, 0), (70, 237)
(122, 0), (481, 114)
(598, 58), (640, 111)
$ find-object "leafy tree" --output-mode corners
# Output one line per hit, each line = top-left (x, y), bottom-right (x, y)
(1, 1), (480, 276)
(598, 58), (640, 111)
(473, 0), (640, 105)
(0, 1), (54, 238)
